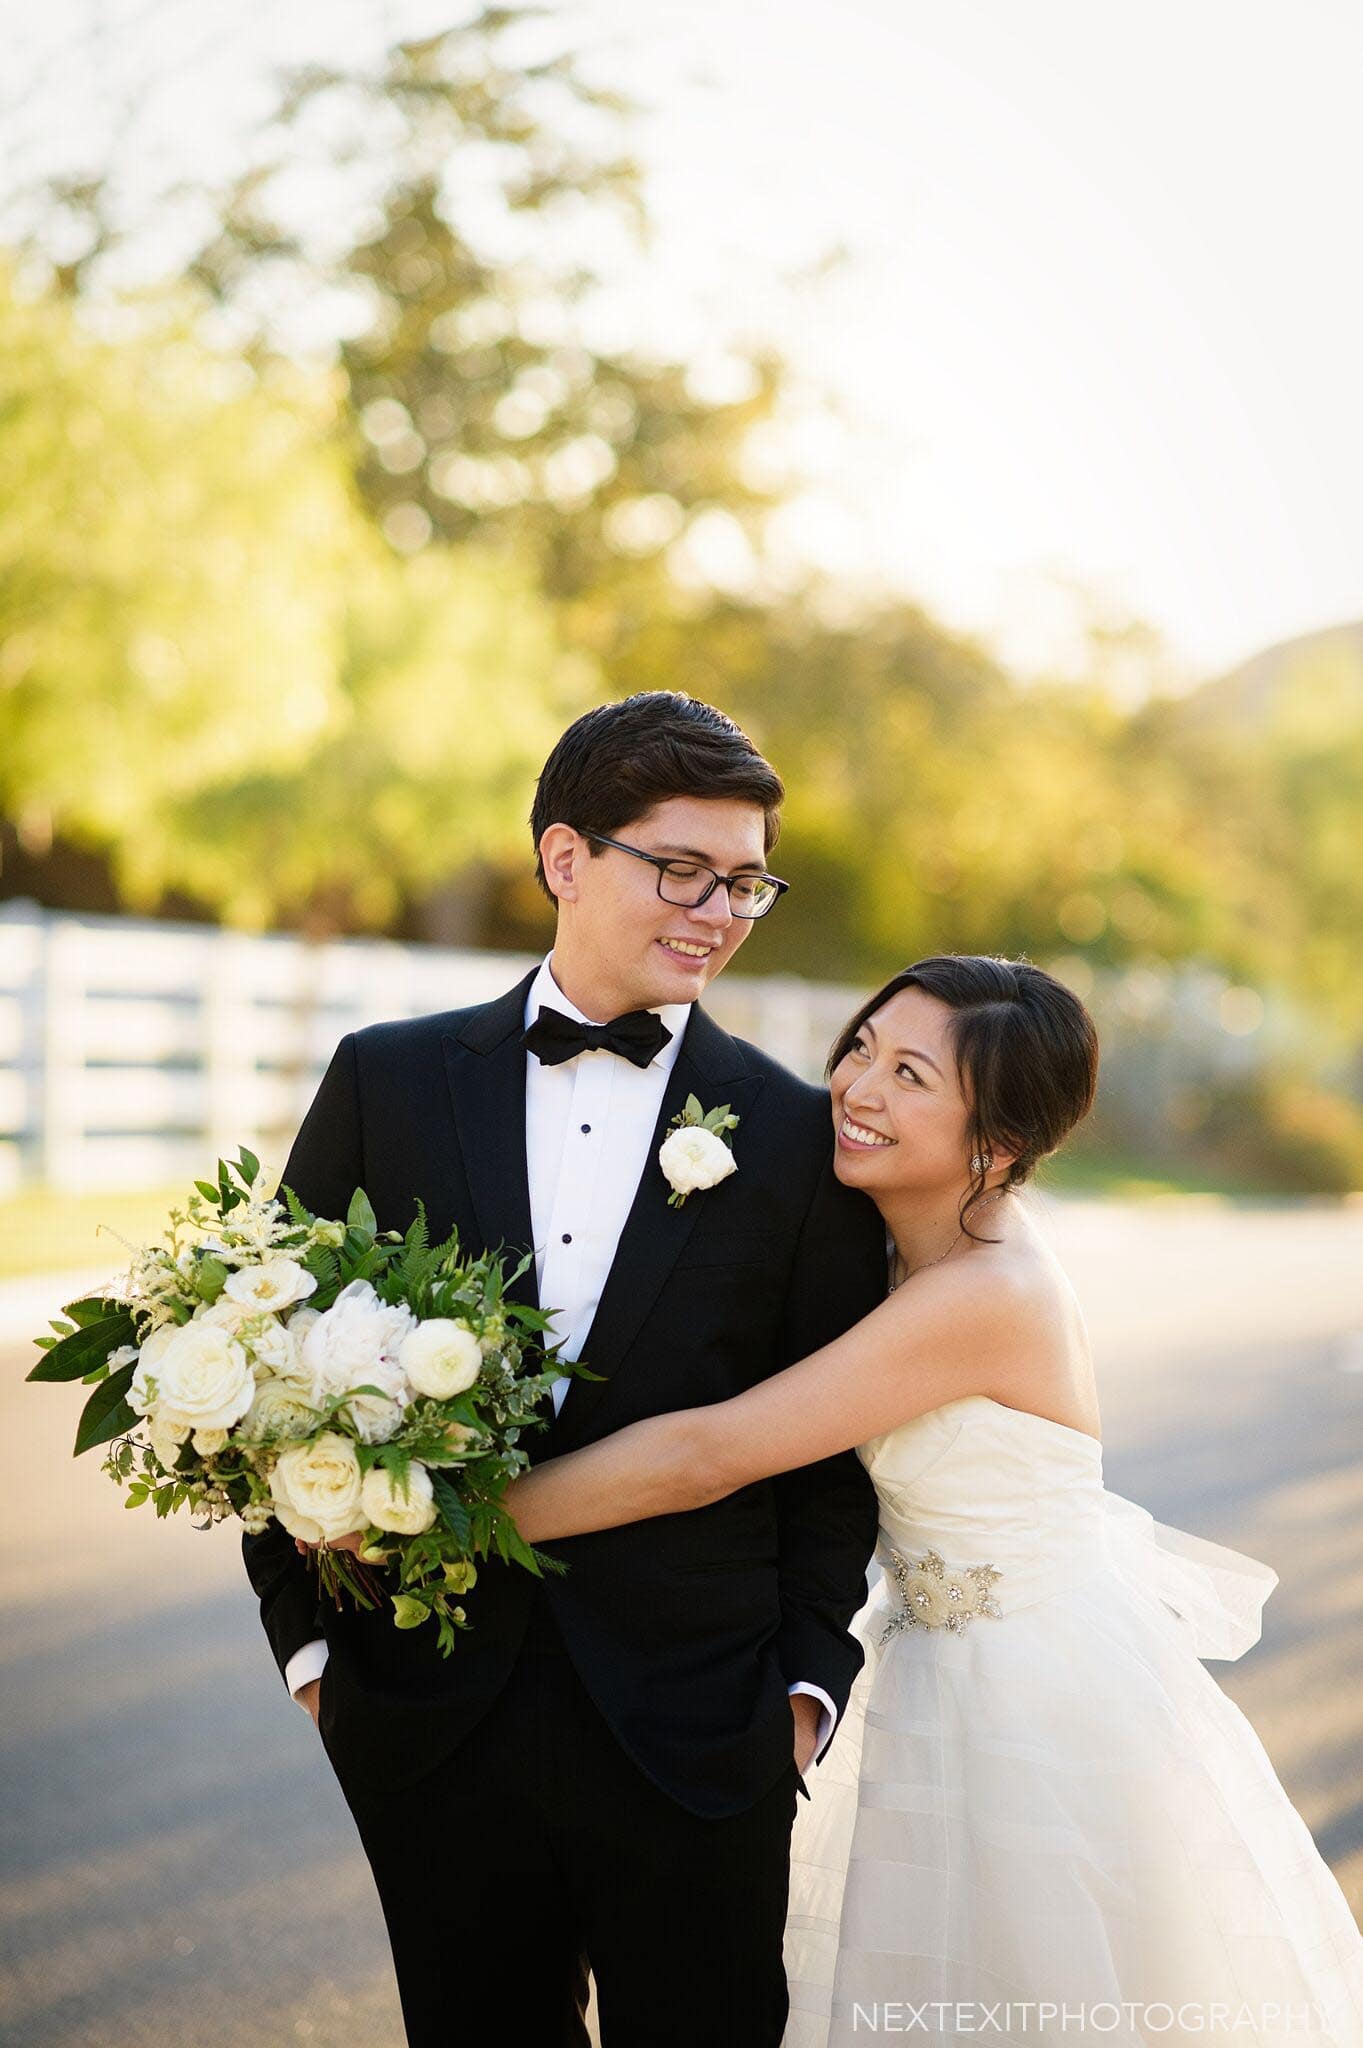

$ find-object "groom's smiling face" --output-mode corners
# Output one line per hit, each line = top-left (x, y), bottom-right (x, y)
(539, 795), (768, 1018)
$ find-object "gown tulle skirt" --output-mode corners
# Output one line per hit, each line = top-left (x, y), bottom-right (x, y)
(782, 1401), (1363, 2047)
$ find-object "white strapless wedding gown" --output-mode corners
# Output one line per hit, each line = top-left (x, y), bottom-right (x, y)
(783, 1396), (1363, 2046)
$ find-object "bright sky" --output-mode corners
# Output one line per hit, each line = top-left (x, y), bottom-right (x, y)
(11, 0), (1363, 684)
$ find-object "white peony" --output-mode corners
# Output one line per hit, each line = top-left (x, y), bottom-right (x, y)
(222, 1257), (317, 1315)
(299, 1280), (416, 1443)
(241, 1374), (317, 1442)
(400, 1319), (483, 1400)
(145, 1321), (256, 1430)
(658, 1125), (737, 1197)
(270, 1431), (365, 1543)
(360, 1460), (438, 1536)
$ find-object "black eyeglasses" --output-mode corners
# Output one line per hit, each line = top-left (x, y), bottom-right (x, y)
(579, 831), (790, 919)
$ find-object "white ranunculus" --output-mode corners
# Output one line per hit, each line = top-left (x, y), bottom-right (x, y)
(222, 1257), (317, 1315)
(142, 1321), (256, 1431)
(360, 1460), (438, 1536)
(198, 1297), (253, 1333)
(658, 1125), (738, 1197)
(299, 1280), (416, 1443)
(241, 1374), (317, 1442)
(270, 1431), (365, 1543)
(192, 1427), (229, 1455)
(400, 1319), (483, 1400)
(232, 1312), (299, 1378)
(128, 1321), (180, 1414)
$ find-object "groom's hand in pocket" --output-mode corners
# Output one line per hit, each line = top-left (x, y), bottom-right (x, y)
(790, 1692), (821, 1777)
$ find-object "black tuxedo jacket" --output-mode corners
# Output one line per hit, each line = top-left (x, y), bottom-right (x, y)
(243, 968), (886, 1816)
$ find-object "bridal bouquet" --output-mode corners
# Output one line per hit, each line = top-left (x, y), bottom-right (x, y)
(28, 1150), (575, 1653)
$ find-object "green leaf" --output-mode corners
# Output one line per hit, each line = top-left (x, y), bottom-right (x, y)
(195, 1180), (221, 1203)
(237, 1146), (260, 1184)
(684, 1093), (704, 1123)
(192, 1254), (227, 1301)
(391, 1593), (429, 1629)
(347, 1187), (378, 1236)
(60, 1296), (114, 1328)
(430, 1471), (473, 1546)
(74, 1361), (138, 1455)
(28, 1310), (137, 1382)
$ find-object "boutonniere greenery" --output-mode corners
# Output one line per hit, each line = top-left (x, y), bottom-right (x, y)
(658, 1095), (740, 1209)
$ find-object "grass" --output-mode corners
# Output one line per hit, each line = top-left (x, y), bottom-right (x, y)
(1040, 1147), (1358, 1203)
(0, 1149), (1337, 1286)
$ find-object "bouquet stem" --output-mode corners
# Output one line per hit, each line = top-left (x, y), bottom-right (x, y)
(308, 1547), (390, 1613)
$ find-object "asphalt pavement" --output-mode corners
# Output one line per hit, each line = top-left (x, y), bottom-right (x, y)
(2, 1195), (1361, 2047)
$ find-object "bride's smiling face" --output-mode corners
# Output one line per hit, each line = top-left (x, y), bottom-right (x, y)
(830, 986), (983, 1195)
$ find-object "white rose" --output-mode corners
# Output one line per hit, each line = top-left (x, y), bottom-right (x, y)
(147, 1412), (192, 1469)
(658, 1125), (737, 1196)
(128, 1321), (180, 1414)
(146, 1322), (256, 1431)
(360, 1461), (438, 1536)
(222, 1257), (317, 1315)
(270, 1431), (365, 1543)
(300, 1280), (416, 1443)
(192, 1427), (229, 1455)
(399, 1320), (483, 1400)
(242, 1374), (318, 1442)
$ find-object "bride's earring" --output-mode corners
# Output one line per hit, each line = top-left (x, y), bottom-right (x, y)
(970, 1151), (993, 1174)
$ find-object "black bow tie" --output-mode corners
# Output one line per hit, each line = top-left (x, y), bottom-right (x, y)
(522, 1004), (673, 1070)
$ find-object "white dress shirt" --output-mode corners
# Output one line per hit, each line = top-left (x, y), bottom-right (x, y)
(285, 955), (836, 1759)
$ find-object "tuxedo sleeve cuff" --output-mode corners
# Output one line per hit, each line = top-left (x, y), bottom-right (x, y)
(788, 1679), (837, 1763)
(284, 1639), (329, 1706)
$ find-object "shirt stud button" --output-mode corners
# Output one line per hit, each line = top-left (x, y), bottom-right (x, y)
(562, 1233), (572, 1244)
(580, 1123), (591, 1134)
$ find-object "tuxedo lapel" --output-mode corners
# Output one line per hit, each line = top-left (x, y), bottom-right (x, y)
(440, 968), (540, 1312)
(552, 1005), (766, 1448)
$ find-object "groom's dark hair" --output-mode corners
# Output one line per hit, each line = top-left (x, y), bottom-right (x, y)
(827, 955), (1099, 1241)
(531, 692), (784, 898)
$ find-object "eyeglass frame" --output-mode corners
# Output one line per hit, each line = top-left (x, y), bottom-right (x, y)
(576, 829), (790, 918)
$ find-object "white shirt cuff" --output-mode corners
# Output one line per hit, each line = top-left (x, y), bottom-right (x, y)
(788, 1680), (837, 1763)
(284, 1638), (329, 1705)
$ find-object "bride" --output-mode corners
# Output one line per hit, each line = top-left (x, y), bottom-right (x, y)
(503, 954), (1363, 2044)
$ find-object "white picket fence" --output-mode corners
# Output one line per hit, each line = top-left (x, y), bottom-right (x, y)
(0, 904), (863, 1194)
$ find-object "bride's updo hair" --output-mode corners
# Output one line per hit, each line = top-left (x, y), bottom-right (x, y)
(826, 955), (1099, 1240)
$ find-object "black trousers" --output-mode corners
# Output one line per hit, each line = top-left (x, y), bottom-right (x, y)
(325, 1597), (802, 2048)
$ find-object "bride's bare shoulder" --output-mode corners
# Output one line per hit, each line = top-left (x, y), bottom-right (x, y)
(912, 1204), (1096, 1427)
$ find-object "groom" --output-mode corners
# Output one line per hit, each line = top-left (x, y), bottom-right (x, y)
(243, 691), (886, 2046)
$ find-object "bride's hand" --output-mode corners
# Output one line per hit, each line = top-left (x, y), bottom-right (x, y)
(293, 1531), (367, 1557)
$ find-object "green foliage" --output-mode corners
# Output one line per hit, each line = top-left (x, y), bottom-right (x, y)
(26, 1309), (136, 1383)
(74, 1362), (138, 1456)
(4, 8), (1361, 1055)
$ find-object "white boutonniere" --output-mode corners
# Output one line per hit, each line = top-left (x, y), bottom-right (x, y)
(658, 1095), (740, 1209)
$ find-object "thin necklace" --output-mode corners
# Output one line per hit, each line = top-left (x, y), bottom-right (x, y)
(889, 1191), (1006, 1292)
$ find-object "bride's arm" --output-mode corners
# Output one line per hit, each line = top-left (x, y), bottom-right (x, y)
(507, 1261), (1049, 1544)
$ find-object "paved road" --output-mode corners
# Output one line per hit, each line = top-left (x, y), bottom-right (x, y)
(2, 1196), (1361, 2046)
